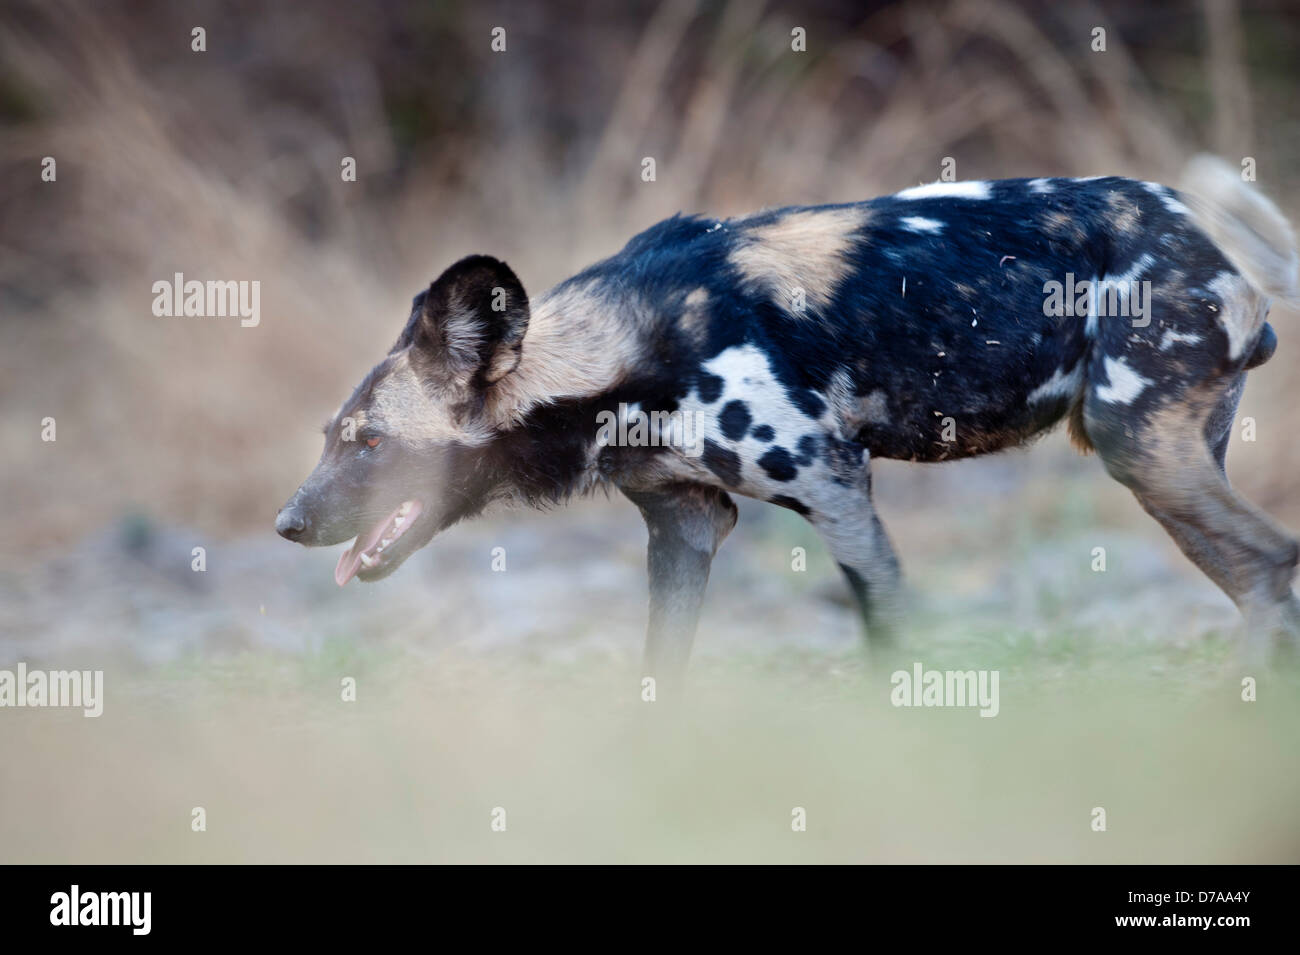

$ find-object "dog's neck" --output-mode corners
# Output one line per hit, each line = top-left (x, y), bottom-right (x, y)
(487, 278), (638, 428)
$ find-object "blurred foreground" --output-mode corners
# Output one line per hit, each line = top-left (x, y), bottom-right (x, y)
(4, 448), (1299, 863)
(4, 629), (1298, 863)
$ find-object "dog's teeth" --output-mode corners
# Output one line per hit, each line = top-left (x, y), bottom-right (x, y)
(359, 554), (376, 568)
(380, 538), (392, 548)
(398, 502), (411, 516)
(394, 516), (405, 529)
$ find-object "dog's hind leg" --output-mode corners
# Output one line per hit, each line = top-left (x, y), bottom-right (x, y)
(623, 483), (738, 689)
(1085, 374), (1300, 659)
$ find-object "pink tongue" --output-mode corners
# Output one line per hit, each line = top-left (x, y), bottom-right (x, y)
(334, 545), (365, 588)
(334, 507), (400, 587)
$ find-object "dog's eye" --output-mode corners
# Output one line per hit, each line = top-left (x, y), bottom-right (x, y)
(365, 437), (381, 449)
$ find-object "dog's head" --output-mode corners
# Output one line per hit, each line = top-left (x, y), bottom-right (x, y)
(275, 255), (528, 584)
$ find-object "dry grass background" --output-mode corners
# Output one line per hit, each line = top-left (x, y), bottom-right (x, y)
(2, 0), (1300, 863)
(3, 0), (1299, 555)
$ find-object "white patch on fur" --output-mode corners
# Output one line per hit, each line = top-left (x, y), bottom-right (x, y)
(1208, 271), (1264, 360)
(1083, 274), (1101, 338)
(896, 181), (992, 201)
(669, 343), (832, 494)
(1089, 253), (1155, 335)
(1159, 328), (1203, 350)
(900, 215), (945, 234)
(436, 304), (489, 386)
(699, 345), (810, 434)
(1026, 361), (1083, 404)
(1028, 178), (1055, 194)
(1105, 252), (1156, 289)
(823, 369), (860, 430)
(1094, 357), (1151, 405)
(1142, 181), (1191, 216)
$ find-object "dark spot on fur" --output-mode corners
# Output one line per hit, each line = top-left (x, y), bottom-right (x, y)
(697, 372), (724, 404)
(790, 388), (826, 419)
(770, 495), (811, 516)
(751, 424), (775, 442)
(795, 434), (819, 466)
(758, 446), (798, 482)
(822, 436), (866, 484)
(718, 400), (752, 441)
(701, 439), (742, 486)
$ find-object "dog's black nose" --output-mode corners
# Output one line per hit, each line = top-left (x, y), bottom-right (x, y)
(275, 507), (308, 542)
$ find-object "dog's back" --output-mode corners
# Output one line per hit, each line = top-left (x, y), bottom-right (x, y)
(570, 172), (1287, 489)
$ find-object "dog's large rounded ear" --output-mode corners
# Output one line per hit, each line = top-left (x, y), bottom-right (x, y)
(409, 255), (530, 392)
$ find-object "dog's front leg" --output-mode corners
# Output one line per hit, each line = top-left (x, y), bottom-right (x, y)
(621, 483), (738, 689)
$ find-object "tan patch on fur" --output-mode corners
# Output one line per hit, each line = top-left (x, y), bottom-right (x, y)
(729, 206), (869, 315)
(824, 371), (892, 441)
(1105, 191), (1143, 234)
(842, 389), (891, 437)
(1208, 271), (1268, 361)
(1081, 370), (1298, 632)
(486, 278), (643, 428)
(1066, 398), (1093, 453)
(1038, 209), (1087, 246)
(1124, 386), (1285, 555)
(678, 287), (712, 350)
(860, 390), (889, 426)
(367, 353), (490, 446)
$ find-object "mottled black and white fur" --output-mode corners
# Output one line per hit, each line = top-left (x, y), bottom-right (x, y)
(278, 156), (1300, 681)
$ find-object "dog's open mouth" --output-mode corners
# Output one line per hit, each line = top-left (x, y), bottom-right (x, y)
(334, 500), (424, 586)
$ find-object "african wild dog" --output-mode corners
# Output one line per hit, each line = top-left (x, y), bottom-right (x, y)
(277, 156), (1300, 678)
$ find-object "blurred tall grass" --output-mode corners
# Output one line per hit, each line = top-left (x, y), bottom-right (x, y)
(1, 0), (1299, 562)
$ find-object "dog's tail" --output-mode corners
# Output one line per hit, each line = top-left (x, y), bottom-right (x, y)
(1180, 154), (1300, 307)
